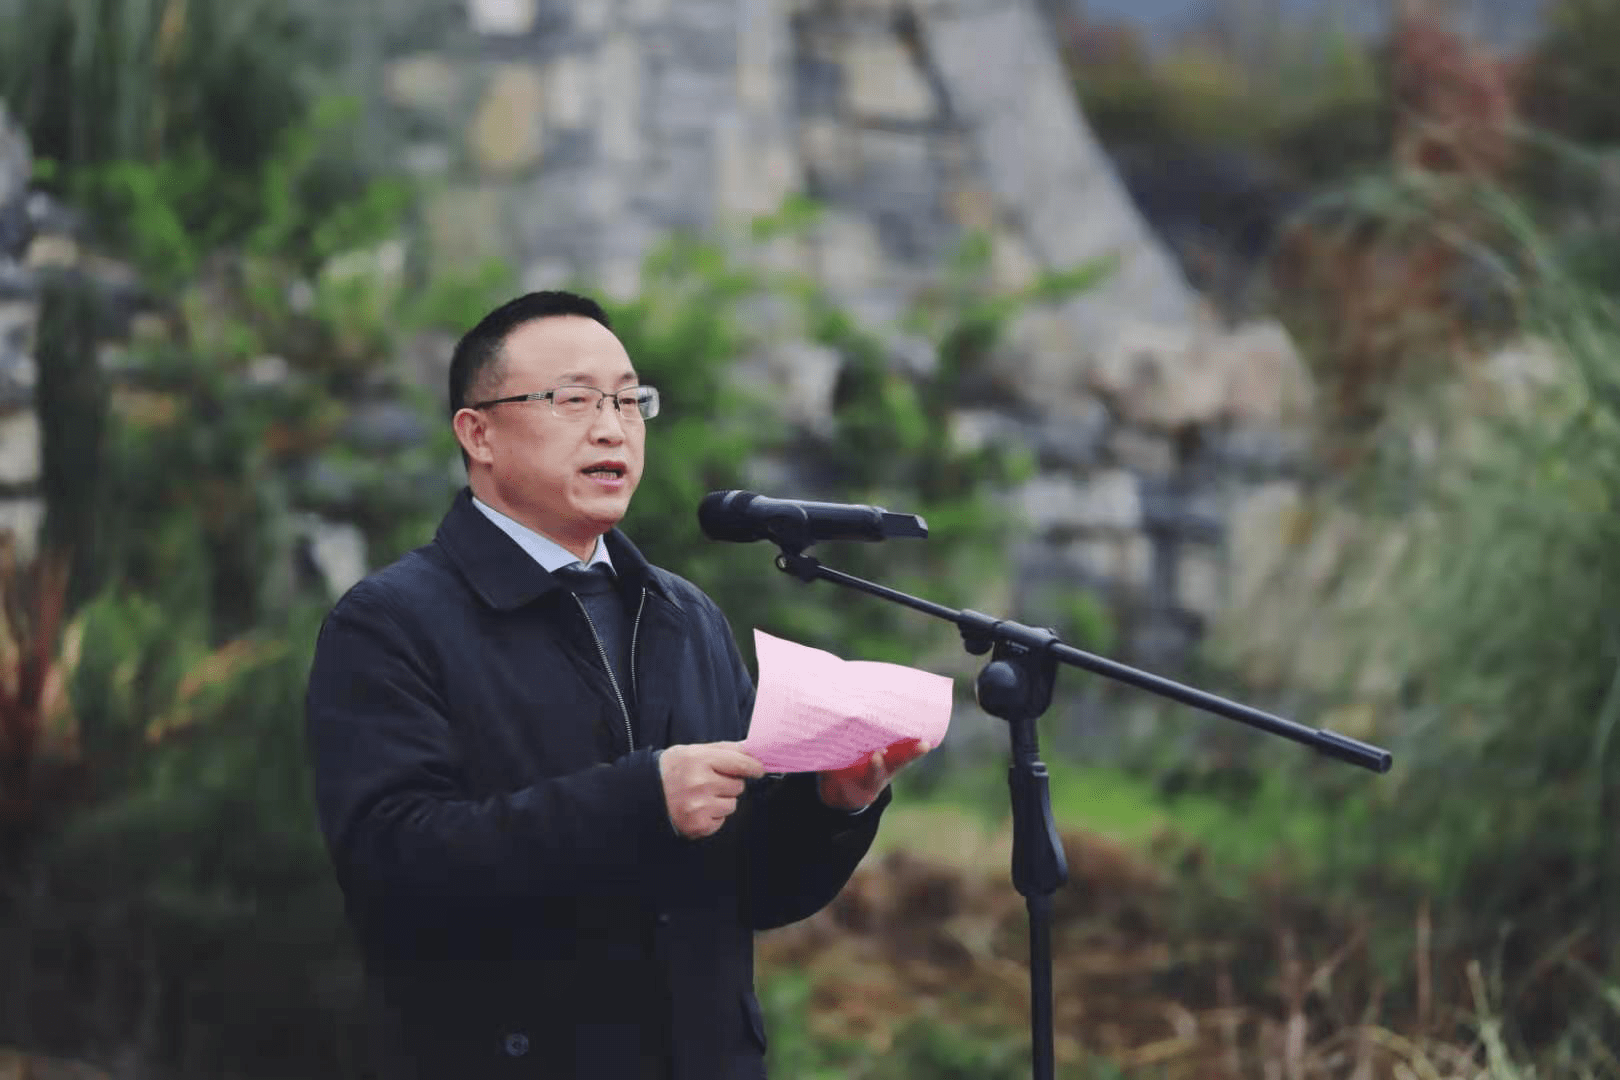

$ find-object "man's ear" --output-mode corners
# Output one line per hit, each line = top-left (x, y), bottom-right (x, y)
(452, 408), (495, 465)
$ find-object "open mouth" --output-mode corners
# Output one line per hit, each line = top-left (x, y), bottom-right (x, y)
(583, 466), (626, 480)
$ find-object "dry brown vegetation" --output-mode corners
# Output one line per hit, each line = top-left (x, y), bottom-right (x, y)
(760, 814), (1604, 1079)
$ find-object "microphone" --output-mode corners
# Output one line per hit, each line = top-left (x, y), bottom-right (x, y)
(698, 490), (928, 547)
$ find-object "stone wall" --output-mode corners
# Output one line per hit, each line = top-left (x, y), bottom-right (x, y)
(368, 0), (1315, 680)
(0, 105), (45, 560)
(384, 0), (1196, 325)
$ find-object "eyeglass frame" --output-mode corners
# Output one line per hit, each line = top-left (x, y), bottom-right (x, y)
(467, 384), (661, 420)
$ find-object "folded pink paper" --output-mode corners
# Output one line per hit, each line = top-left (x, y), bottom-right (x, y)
(741, 629), (953, 772)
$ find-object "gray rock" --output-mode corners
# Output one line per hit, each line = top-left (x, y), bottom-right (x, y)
(1123, 606), (1202, 673)
(947, 408), (1027, 454)
(1211, 319), (1313, 426)
(794, 56), (844, 115)
(468, 0), (537, 36)
(0, 263), (36, 300)
(1200, 427), (1309, 478)
(1010, 468), (1141, 537)
(297, 515), (370, 599)
(297, 456), (362, 508)
(842, 35), (936, 122)
(402, 142), (456, 177)
(0, 299), (35, 411)
(0, 409), (40, 486)
(883, 331), (938, 380)
(1105, 426), (1176, 474)
(0, 102), (29, 213)
(1059, 533), (1153, 591)
(918, 0), (1195, 335)
(245, 354), (291, 388)
(1176, 545), (1225, 622)
(468, 64), (546, 175)
(1088, 319), (1225, 431)
(1138, 479), (1223, 544)
(1031, 399), (1110, 469)
(735, 339), (843, 437)
(422, 185), (507, 270)
(25, 192), (80, 235)
(340, 400), (433, 452)
(0, 196), (30, 261)
(384, 54), (463, 117)
(0, 495), (43, 560)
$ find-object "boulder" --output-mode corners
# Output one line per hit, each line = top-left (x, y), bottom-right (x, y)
(1088, 317), (1312, 433)
(1010, 468), (1141, 537)
(297, 515), (370, 600)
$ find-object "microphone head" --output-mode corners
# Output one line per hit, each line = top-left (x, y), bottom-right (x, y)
(698, 490), (762, 542)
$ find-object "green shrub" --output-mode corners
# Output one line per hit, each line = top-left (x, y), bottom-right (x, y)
(23, 597), (357, 1075)
(1071, 18), (1388, 182)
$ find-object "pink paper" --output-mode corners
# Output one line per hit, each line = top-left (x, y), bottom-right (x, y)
(741, 629), (953, 772)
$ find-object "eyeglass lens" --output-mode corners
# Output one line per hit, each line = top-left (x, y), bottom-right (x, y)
(551, 386), (658, 420)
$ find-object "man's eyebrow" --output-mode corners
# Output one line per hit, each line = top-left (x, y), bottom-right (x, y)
(554, 371), (640, 386)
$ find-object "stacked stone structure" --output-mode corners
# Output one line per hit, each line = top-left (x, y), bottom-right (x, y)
(0, 106), (44, 559)
(372, 0), (1314, 677)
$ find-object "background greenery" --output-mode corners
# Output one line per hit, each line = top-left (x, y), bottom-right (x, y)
(0, 0), (1617, 1077)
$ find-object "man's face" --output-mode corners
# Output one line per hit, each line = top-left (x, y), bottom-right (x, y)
(467, 316), (645, 552)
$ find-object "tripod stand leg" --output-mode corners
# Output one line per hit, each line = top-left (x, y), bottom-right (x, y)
(1011, 754), (1069, 1080)
(1028, 892), (1056, 1079)
(977, 637), (1069, 1080)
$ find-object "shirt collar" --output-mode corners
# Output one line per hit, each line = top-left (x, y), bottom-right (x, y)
(471, 495), (616, 574)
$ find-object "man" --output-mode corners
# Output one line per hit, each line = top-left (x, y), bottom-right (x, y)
(304, 290), (928, 1079)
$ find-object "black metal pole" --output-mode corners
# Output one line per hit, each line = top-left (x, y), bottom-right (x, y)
(1027, 892), (1055, 1079)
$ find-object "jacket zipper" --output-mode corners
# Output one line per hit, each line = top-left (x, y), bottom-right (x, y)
(630, 588), (646, 708)
(571, 591), (646, 755)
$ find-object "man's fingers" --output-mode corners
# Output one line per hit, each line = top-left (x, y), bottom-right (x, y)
(883, 738), (931, 771)
(710, 749), (766, 779)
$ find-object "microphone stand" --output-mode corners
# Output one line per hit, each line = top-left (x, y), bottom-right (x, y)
(765, 542), (1391, 1080)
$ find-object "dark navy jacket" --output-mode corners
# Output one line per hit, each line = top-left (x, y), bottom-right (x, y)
(304, 489), (889, 1079)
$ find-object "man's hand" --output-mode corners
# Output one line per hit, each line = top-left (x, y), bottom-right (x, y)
(659, 742), (766, 839)
(817, 738), (931, 812)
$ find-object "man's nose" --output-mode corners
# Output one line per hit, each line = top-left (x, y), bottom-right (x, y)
(588, 398), (627, 442)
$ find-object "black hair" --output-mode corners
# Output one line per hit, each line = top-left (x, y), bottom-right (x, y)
(446, 290), (614, 418)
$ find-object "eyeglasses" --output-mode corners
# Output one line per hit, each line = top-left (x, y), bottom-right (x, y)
(470, 385), (661, 422)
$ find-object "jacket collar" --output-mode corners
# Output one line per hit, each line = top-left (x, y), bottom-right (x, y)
(435, 487), (671, 611)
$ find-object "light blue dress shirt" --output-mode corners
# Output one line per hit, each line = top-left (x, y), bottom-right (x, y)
(471, 496), (616, 574)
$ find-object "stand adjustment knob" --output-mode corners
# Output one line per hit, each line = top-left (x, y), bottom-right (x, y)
(976, 659), (1023, 715)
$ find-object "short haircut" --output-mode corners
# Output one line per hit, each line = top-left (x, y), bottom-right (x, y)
(446, 290), (614, 417)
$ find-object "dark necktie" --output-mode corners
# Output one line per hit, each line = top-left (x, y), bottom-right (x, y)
(553, 562), (635, 725)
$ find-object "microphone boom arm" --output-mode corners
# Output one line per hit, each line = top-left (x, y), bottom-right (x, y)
(773, 549), (1390, 770)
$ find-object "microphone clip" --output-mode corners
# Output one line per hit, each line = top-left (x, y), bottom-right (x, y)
(759, 506), (818, 558)
(774, 548), (823, 582)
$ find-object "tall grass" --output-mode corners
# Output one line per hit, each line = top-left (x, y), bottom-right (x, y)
(0, 0), (332, 171)
(1209, 175), (1620, 1069)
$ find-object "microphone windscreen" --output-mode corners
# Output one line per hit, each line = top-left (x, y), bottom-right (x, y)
(697, 490), (761, 542)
